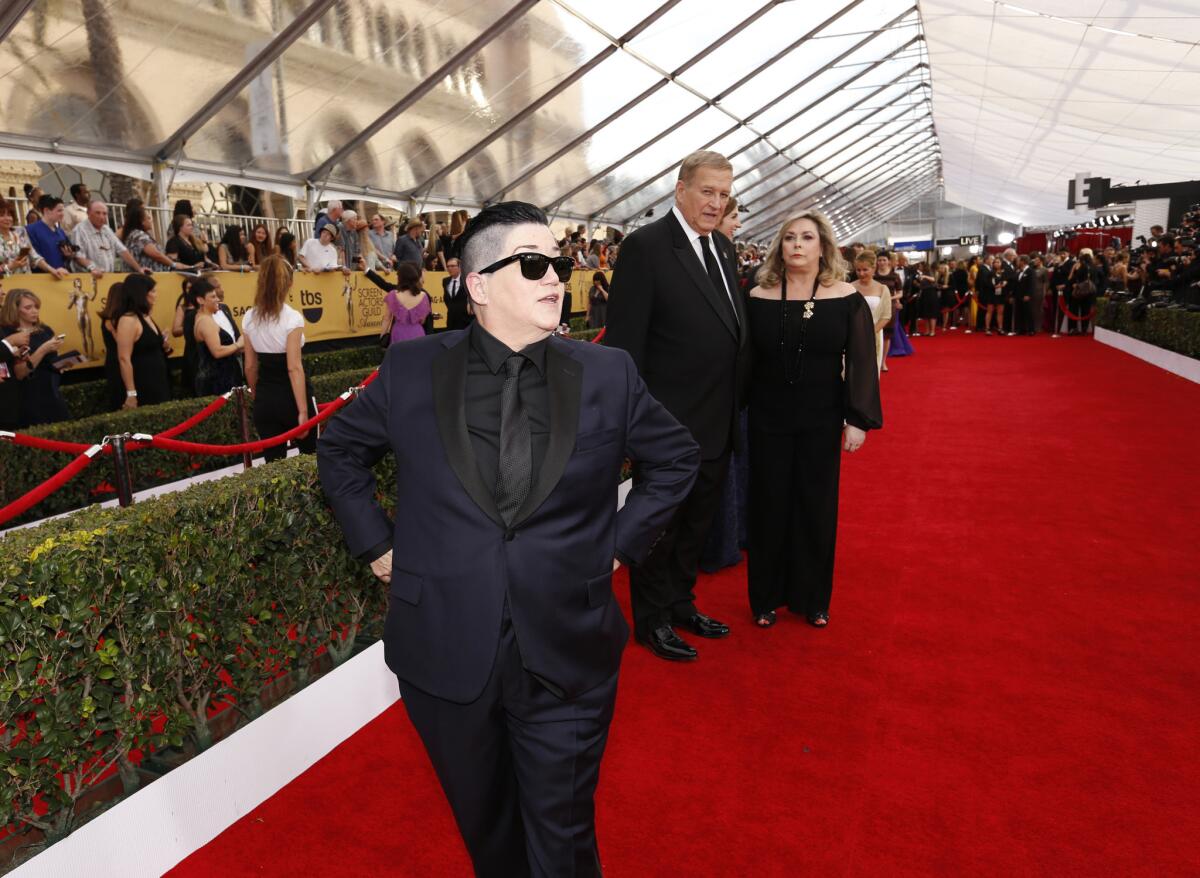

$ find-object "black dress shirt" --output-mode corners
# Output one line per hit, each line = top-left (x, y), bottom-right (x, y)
(465, 322), (551, 495)
(363, 322), (551, 563)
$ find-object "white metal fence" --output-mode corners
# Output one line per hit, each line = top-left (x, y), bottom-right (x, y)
(6, 198), (315, 245)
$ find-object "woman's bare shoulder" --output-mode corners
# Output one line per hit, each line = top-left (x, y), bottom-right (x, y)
(820, 280), (859, 299)
(748, 283), (781, 300)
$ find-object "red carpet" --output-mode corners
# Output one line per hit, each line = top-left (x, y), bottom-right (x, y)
(170, 334), (1200, 876)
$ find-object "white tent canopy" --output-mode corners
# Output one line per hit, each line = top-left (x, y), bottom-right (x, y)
(923, 0), (1200, 226)
(0, 0), (941, 237)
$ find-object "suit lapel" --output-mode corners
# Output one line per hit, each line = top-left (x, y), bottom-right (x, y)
(514, 338), (581, 528)
(715, 231), (748, 347)
(667, 213), (738, 342)
(432, 335), (505, 527)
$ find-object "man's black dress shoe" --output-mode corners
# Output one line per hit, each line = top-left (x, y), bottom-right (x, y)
(637, 625), (698, 661)
(677, 613), (730, 639)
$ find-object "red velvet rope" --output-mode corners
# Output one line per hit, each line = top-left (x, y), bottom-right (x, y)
(6, 433), (93, 455)
(155, 394), (229, 440)
(0, 446), (103, 526)
(591, 327), (606, 344)
(145, 394), (351, 456)
(1057, 297), (1096, 322)
(0, 369), (380, 526)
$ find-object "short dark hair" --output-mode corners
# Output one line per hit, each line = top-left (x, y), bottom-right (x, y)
(38, 195), (63, 212)
(456, 202), (549, 275)
(70, 183), (87, 199)
(187, 276), (218, 308)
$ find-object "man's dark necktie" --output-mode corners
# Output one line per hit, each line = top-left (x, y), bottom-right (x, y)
(496, 354), (531, 526)
(448, 278), (458, 297)
(699, 235), (738, 325)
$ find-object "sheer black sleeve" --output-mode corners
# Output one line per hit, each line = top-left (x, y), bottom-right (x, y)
(844, 294), (883, 431)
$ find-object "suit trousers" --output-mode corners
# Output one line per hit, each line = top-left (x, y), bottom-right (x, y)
(397, 602), (618, 878)
(629, 450), (730, 636)
(1014, 298), (1035, 334)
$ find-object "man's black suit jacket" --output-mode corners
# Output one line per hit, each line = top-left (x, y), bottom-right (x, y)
(1016, 267), (1033, 299)
(1000, 261), (1019, 300)
(317, 331), (699, 704)
(441, 275), (472, 331)
(976, 263), (996, 296)
(602, 211), (749, 460)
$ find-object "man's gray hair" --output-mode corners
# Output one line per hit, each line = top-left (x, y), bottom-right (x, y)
(327, 200), (342, 211)
(678, 150), (733, 185)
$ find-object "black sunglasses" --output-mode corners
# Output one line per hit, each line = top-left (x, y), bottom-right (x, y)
(478, 252), (574, 283)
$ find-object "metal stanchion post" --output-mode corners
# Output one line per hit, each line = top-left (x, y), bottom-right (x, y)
(234, 386), (253, 470)
(108, 434), (134, 507)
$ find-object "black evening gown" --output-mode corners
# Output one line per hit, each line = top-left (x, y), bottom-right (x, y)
(130, 315), (172, 406)
(746, 292), (882, 618)
(101, 323), (124, 411)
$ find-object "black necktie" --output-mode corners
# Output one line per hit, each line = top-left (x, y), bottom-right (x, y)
(699, 236), (737, 325)
(496, 354), (531, 526)
(449, 278), (458, 298)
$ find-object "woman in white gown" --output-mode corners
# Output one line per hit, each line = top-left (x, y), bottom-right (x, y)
(851, 250), (890, 372)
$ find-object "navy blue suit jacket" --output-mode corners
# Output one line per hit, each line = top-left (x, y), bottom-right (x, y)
(317, 330), (699, 703)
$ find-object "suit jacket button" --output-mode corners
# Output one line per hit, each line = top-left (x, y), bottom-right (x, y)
(505, 530), (516, 542)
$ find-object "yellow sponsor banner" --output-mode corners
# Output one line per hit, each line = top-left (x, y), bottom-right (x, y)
(3, 268), (609, 370)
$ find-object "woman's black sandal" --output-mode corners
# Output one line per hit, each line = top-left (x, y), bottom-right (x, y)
(754, 611), (777, 628)
(806, 612), (829, 628)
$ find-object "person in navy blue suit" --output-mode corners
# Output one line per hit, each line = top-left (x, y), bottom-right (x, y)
(317, 202), (699, 877)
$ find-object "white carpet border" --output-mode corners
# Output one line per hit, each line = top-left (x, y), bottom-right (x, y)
(1094, 327), (1200, 384)
(13, 479), (635, 875)
(11, 642), (400, 877)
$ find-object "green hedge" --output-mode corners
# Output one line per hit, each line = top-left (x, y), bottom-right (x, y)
(1095, 298), (1200, 359)
(58, 344), (383, 422)
(2, 366), (376, 528)
(0, 455), (390, 857)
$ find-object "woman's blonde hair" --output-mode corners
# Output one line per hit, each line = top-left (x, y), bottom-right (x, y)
(0, 288), (41, 329)
(254, 254), (294, 319)
(756, 211), (847, 289)
(854, 249), (877, 266)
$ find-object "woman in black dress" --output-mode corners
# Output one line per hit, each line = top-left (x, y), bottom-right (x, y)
(165, 215), (211, 270)
(874, 251), (902, 369)
(99, 281), (127, 411)
(0, 288), (70, 426)
(190, 279), (244, 395)
(114, 273), (172, 409)
(746, 211), (882, 628)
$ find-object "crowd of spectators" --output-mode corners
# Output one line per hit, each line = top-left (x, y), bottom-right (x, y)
(0, 189), (493, 285)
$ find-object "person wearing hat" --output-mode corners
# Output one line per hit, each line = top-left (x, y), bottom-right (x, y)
(368, 214), (397, 270)
(298, 223), (347, 274)
(394, 217), (425, 268)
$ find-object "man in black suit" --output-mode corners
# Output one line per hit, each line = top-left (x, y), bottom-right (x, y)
(604, 150), (749, 661)
(0, 327), (31, 430)
(1013, 254), (1034, 335)
(442, 255), (472, 330)
(317, 202), (699, 877)
(999, 248), (1020, 335)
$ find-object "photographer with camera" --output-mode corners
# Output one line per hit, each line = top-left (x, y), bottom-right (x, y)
(25, 195), (72, 279)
